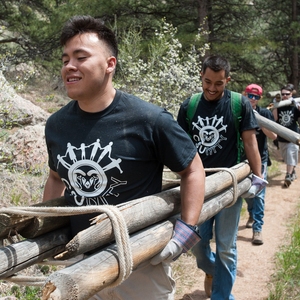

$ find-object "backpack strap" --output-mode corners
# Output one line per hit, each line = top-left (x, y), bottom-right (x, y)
(186, 93), (202, 135)
(230, 91), (243, 163)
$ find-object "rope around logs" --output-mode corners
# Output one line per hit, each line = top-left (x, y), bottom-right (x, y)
(204, 167), (239, 208)
(1, 166), (242, 290)
(1, 205), (133, 289)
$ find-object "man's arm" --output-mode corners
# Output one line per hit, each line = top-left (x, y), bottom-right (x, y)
(261, 127), (277, 140)
(150, 153), (205, 265)
(272, 108), (278, 121)
(242, 129), (262, 178)
(43, 169), (65, 202)
(176, 153), (205, 225)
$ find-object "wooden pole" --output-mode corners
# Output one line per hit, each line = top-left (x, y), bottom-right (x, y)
(42, 179), (250, 300)
(254, 112), (300, 145)
(0, 170), (251, 281)
(0, 227), (71, 279)
(0, 163), (251, 280)
(0, 197), (69, 239)
(55, 162), (251, 259)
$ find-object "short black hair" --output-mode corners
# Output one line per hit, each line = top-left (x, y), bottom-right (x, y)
(60, 15), (118, 58)
(202, 55), (231, 77)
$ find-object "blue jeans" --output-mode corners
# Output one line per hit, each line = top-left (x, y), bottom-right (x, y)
(192, 197), (243, 300)
(245, 162), (268, 232)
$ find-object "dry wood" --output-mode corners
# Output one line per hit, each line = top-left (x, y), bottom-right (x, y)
(0, 197), (69, 239)
(266, 90), (281, 98)
(0, 163), (251, 281)
(272, 97), (300, 108)
(255, 112), (300, 145)
(42, 178), (251, 300)
(0, 227), (71, 279)
(55, 162), (251, 259)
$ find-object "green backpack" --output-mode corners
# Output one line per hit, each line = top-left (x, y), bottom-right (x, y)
(186, 91), (244, 163)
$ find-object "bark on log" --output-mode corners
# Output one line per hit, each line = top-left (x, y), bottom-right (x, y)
(0, 197), (69, 239)
(272, 97), (300, 108)
(42, 178), (250, 300)
(0, 227), (71, 279)
(55, 162), (251, 260)
(254, 112), (300, 145)
(0, 163), (251, 280)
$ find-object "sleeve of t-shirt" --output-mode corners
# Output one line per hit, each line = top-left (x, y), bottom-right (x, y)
(177, 98), (190, 133)
(153, 109), (197, 173)
(240, 96), (259, 132)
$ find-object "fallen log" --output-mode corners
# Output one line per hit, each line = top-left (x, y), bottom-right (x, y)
(0, 197), (69, 239)
(55, 162), (251, 259)
(0, 227), (71, 279)
(254, 111), (300, 145)
(42, 178), (251, 300)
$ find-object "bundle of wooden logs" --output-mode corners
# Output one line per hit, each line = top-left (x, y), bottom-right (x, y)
(0, 111), (299, 299)
(0, 162), (252, 299)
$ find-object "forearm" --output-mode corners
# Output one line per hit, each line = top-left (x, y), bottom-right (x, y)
(242, 130), (262, 178)
(244, 143), (262, 178)
(261, 127), (277, 140)
(177, 154), (205, 225)
(43, 170), (65, 202)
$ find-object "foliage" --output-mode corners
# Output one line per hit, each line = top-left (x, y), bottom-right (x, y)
(0, 0), (300, 94)
(10, 285), (41, 299)
(267, 208), (300, 299)
(114, 21), (209, 116)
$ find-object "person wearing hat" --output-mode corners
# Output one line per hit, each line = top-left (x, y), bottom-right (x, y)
(243, 84), (277, 245)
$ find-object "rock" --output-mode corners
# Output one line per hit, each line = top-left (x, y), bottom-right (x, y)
(0, 71), (49, 126)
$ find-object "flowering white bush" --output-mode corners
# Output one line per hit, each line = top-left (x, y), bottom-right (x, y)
(115, 20), (209, 116)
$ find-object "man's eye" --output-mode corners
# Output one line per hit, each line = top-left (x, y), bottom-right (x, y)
(78, 57), (86, 60)
(62, 60), (69, 65)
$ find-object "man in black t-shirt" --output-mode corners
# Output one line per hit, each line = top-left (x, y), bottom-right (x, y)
(43, 15), (205, 300)
(177, 56), (265, 299)
(272, 84), (300, 187)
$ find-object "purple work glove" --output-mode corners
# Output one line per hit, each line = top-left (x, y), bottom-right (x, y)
(242, 174), (268, 198)
(150, 219), (201, 265)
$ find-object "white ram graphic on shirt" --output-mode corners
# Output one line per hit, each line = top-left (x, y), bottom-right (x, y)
(57, 139), (127, 206)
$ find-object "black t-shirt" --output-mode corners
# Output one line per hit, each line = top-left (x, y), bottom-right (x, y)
(255, 106), (275, 163)
(275, 103), (300, 143)
(45, 89), (196, 236)
(177, 89), (258, 168)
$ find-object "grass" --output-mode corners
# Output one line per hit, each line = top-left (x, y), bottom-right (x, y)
(267, 206), (300, 299)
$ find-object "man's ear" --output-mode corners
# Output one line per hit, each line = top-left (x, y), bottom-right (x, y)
(107, 56), (117, 74)
(226, 76), (231, 83)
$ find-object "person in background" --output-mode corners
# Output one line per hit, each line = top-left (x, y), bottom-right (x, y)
(272, 84), (300, 188)
(177, 55), (266, 300)
(243, 84), (277, 245)
(42, 15), (206, 300)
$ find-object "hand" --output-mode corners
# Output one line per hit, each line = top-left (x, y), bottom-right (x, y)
(292, 99), (300, 109)
(242, 174), (268, 198)
(150, 219), (201, 265)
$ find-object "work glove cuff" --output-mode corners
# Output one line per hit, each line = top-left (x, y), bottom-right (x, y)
(173, 219), (201, 253)
(242, 174), (268, 198)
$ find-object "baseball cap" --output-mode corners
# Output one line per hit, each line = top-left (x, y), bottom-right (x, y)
(245, 84), (263, 96)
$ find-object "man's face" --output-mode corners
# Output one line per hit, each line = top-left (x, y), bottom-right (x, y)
(281, 89), (292, 100)
(201, 68), (230, 101)
(61, 32), (115, 102)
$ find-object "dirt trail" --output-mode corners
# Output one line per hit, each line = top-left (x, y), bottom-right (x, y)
(174, 148), (300, 300)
